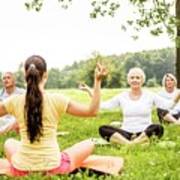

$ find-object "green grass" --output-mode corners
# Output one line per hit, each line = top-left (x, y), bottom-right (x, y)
(1, 88), (180, 180)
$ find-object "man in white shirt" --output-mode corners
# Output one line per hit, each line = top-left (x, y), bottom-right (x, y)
(0, 72), (25, 133)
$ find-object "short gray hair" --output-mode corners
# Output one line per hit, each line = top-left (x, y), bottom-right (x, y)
(127, 67), (146, 84)
(1, 72), (15, 80)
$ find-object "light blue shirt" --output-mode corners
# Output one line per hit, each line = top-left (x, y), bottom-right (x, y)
(0, 87), (25, 101)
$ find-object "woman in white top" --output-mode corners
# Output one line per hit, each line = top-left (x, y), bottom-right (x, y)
(157, 73), (180, 124)
(80, 68), (180, 145)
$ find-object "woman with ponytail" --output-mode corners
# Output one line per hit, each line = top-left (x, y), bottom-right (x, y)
(0, 55), (123, 177)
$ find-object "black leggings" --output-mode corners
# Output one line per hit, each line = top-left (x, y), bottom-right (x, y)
(157, 108), (180, 123)
(99, 124), (164, 141)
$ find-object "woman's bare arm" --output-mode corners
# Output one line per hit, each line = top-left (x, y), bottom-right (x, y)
(67, 63), (107, 117)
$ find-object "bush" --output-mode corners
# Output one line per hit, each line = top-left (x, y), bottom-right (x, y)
(146, 78), (159, 87)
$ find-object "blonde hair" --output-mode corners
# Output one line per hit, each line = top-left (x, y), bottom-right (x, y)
(127, 67), (146, 84)
(162, 73), (177, 87)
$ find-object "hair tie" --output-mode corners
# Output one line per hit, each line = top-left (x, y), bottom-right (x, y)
(29, 64), (36, 69)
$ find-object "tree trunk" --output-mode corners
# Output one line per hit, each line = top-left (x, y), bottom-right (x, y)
(176, 0), (180, 87)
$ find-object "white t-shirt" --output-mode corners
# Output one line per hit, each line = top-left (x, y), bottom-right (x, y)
(100, 90), (173, 133)
(158, 88), (180, 115)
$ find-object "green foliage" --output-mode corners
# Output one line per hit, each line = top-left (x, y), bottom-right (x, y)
(176, 36), (180, 48)
(0, 72), (2, 89)
(22, 0), (180, 87)
(124, 0), (176, 39)
(24, 0), (177, 39)
(90, 0), (120, 18)
(10, 48), (175, 89)
(25, 0), (44, 12)
(146, 78), (159, 87)
(46, 68), (62, 89)
(14, 62), (25, 88)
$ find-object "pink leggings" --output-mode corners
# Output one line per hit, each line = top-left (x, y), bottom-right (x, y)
(10, 152), (71, 177)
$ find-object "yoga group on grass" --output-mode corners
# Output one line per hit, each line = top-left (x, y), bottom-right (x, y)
(0, 55), (179, 177)
(79, 68), (180, 146)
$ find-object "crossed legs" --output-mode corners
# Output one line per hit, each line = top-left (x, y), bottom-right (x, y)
(0, 138), (123, 176)
(0, 138), (20, 176)
(63, 139), (123, 175)
(99, 124), (164, 145)
(63, 139), (95, 172)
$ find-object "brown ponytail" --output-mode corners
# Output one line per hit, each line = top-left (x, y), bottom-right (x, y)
(24, 55), (47, 143)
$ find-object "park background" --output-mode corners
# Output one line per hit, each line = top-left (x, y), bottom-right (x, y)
(0, 0), (180, 179)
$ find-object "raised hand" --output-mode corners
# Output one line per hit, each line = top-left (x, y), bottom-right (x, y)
(78, 82), (93, 97)
(78, 82), (90, 91)
(95, 62), (108, 81)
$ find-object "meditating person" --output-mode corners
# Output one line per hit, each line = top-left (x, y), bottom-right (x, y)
(79, 67), (180, 145)
(0, 55), (123, 177)
(0, 72), (25, 133)
(157, 73), (180, 124)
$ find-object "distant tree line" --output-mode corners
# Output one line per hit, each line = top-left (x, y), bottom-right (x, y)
(0, 48), (175, 89)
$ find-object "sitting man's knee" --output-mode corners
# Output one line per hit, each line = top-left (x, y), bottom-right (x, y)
(4, 138), (16, 151)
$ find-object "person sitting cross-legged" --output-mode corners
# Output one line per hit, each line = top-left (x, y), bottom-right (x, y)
(0, 72), (25, 134)
(157, 73), (180, 125)
(0, 55), (123, 177)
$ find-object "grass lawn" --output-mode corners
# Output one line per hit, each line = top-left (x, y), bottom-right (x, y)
(0, 88), (180, 180)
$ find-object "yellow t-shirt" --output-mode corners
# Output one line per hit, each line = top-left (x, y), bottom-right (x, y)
(3, 92), (69, 171)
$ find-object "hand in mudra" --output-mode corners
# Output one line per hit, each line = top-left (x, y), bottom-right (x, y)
(95, 63), (108, 81)
(78, 83), (90, 91)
